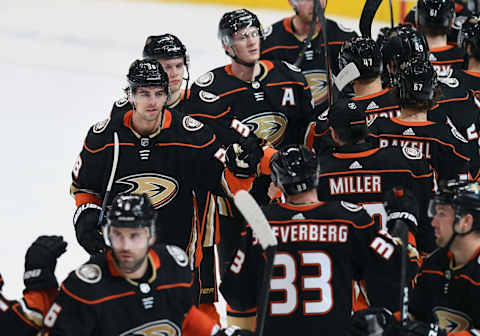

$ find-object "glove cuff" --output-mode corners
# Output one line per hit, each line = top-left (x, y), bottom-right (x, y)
(73, 203), (102, 227)
(24, 268), (58, 291)
(387, 212), (418, 227)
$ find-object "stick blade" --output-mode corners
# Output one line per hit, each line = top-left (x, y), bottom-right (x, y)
(359, 0), (383, 38)
(234, 190), (277, 250)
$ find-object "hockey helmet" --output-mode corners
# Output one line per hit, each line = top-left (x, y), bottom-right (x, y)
(339, 37), (383, 80)
(396, 59), (438, 107)
(270, 144), (320, 195)
(458, 16), (480, 58)
(126, 59), (169, 94)
(143, 33), (189, 65)
(218, 9), (263, 46)
(416, 0), (455, 29)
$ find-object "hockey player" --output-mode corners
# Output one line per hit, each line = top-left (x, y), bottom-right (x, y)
(70, 59), (272, 298)
(220, 145), (419, 336)
(188, 8), (313, 205)
(43, 194), (254, 336)
(415, 0), (465, 75)
(260, 0), (357, 111)
(317, 98), (433, 253)
(368, 59), (471, 186)
(352, 181), (480, 336)
(0, 236), (67, 335)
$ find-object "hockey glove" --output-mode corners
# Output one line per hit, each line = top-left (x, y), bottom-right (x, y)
(213, 326), (255, 336)
(225, 136), (264, 178)
(384, 321), (447, 336)
(73, 203), (106, 255)
(24, 235), (67, 291)
(351, 307), (393, 336)
(384, 186), (419, 236)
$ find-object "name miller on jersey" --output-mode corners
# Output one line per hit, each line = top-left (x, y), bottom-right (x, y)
(379, 139), (432, 159)
(328, 175), (382, 195)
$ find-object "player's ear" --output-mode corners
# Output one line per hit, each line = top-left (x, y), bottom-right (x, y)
(458, 213), (474, 234)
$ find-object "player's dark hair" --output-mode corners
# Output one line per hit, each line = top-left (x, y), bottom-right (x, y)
(333, 125), (369, 145)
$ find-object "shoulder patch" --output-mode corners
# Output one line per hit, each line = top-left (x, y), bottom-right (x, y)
(199, 90), (220, 103)
(263, 24), (273, 38)
(317, 109), (329, 121)
(115, 97), (129, 108)
(93, 118), (110, 134)
(182, 116), (204, 131)
(282, 61), (301, 72)
(341, 201), (363, 212)
(166, 245), (188, 267)
(194, 72), (215, 87)
(75, 264), (102, 284)
(402, 146), (423, 160)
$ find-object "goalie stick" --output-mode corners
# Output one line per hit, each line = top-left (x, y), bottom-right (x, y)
(97, 131), (120, 228)
(234, 190), (277, 336)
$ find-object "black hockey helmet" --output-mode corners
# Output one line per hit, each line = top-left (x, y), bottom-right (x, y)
(416, 0), (455, 29)
(126, 59), (169, 94)
(396, 59), (438, 108)
(270, 144), (319, 195)
(104, 194), (157, 245)
(339, 37), (383, 80)
(143, 34), (189, 64)
(458, 16), (480, 58)
(218, 9), (263, 46)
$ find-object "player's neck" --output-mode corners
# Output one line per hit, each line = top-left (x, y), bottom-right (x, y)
(292, 16), (320, 39)
(167, 89), (183, 107)
(449, 234), (480, 267)
(131, 112), (163, 136)
(399, 108), (427, 122)
(121, 256), (149, 280)
(231, 61), (261, 82)
(286, 189), (319, 205)
(353, 79), (383, 97)
(426, 34), (448, 50)
(467, 58), (480, 72)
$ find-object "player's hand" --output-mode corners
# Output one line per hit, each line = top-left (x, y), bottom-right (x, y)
(384, 186), (419, 235)
(214, 326), (255, 336)
(351, 307), (393, 336)
(24, 235), (67, 290)
(73, 203), (106, 255)
(225, 136), (264, 178)
(383, 321), (446, 336)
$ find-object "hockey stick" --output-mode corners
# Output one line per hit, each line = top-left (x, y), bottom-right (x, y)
(392, 220), (409, 326)
(359, 0), (383, 38)
(233, 190), (277, 336)
(97, 131), (120, 227)
(294, 0), (319, 67)
(388, 0), (394, 28)
(315, 0), (334, 109)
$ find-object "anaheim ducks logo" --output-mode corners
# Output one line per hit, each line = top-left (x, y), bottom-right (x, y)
(303, 70), (329, 106)
(433, 307), (472, 333)
(116, 173), (179, 209)
(242, 112), (288, 146)
(119, 319), (181, 336)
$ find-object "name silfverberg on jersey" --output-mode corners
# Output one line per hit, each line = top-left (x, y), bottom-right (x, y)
(379, 138), (432, 158)
(270, 224), (349, 244)
(328, 175), (382, 195)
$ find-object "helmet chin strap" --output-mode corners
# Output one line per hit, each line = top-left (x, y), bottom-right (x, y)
(226, 46), (257, 68)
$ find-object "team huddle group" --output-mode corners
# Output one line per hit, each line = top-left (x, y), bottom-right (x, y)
(2, 0), (480, 335)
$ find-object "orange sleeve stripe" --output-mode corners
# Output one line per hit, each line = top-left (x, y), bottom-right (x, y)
(262, 45), (299, 54)
(218, 87), (248, 98)
(266, 81), (305, 87)
(456, 274), (480, 286)
(437, 93), (469, 104)
(259, 147), (278, 175)
(182, 306), (216, 336)
(155, 135), (217, 149)
(12, 304), (39, 330)
(61, 283), (136, 305)
(155, 279), (194, 291)
(84, 142), (134, 154)
(223, 170), (255, 195)
(189, 107), (231, 119)
(75, 193), (101, 207)
(431, 59), (464, 64)
(23, 288), (58, 316)
(319, 169), (432, 179)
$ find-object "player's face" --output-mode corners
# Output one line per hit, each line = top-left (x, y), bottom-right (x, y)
(110, 226), (151, 274)
(431, 204), (455, 247)
(230, 26), (261, 64)
(292, 0), (326, 24)
(158, 57), (184, 95)
(133, 87), (168, 122)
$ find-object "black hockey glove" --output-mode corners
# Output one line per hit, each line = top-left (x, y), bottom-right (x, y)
(383, 321), (447, 336)
(225, 136), (264, 178)
(24, 235), (67, 291)
(384, 186), (419, 236)
(213, 326), (255, 336)
(73, 203), (106, 255)
(351, 307), (393, 336)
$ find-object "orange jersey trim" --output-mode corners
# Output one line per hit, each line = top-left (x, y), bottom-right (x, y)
(332, 148), (380, 159)
(61, 283), (136, 305)
(84, 141), (134, 154)
(456, 274), (480, 286)
(223, 170), (255, 195)
(262, 45), (299, 55)
(182, 306), (216, 336)
(12, 304), (39, 330)
(269, 217), (376, 229)
(266, 81), (305, 87)
(189, 107), (231, 119)
(74, 193), (101, 207)
(365, 105), (400, 113)
(280, 202), (325, 211)
(155, 135), (217, 149)
(431, 59), (464, 64)
(24, 288), (58, 316)
(430, 45), (455, 52)
(218, 87), (248, 98)
(437, 92), (470, 104)
(391, 117), (435, 127)
(463, 70), (480, 78)
(353, 88), (390, 100)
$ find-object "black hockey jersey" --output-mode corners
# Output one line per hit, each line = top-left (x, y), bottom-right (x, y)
(409, 247), (480, 331)
(70, 108), (250, 269)
(43, 245), (217, 336)
(317, 142), (434, 252)
(354, 88), (401, 125)
(220, 201), (418, 336)
(261, 17), (357, 111)
(368, 117), (471, 183)
(188, 59), (314, 204)
(455, 69), (480, 96)
(429, 45), (465, 76)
